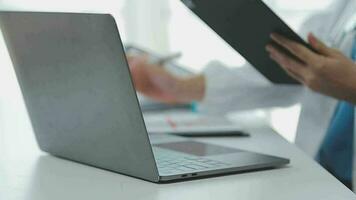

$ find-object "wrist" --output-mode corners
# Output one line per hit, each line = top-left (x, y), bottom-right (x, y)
(173, 75), (206, 103)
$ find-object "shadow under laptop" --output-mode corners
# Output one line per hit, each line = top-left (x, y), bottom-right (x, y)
(26, 155), (291, 200)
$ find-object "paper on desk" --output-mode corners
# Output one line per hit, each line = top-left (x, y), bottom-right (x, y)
(143, 112), (245, 134)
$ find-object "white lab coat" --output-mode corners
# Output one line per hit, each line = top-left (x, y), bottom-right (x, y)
(197, 0), (356, 174)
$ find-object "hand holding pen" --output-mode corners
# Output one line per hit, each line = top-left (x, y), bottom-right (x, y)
(127, 52), (205, 105)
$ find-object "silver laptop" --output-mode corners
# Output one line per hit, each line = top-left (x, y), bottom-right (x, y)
(0, 11), (289, 183)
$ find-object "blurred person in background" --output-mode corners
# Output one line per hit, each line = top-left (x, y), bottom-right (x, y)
(128, 0), (356, 189)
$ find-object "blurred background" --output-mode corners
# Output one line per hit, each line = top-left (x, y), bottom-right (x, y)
(0, 0), (336, 145)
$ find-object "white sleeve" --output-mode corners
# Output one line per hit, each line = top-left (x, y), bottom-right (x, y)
(197, 61), (304, 114)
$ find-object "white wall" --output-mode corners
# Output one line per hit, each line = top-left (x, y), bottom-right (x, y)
(122, 0), (171, 53)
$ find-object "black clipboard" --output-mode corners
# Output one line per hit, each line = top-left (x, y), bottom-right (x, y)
(181, 0), (315, 84)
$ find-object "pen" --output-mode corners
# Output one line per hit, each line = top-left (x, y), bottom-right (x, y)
(156, 52), (182, 65)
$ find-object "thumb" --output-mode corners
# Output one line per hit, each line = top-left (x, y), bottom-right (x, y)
(308, 33), (334, 56)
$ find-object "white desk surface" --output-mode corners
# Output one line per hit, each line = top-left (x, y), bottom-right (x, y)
(1, 109), (356, 200)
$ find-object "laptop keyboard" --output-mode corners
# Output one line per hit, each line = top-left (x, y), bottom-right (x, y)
(153, 147), (229, 175)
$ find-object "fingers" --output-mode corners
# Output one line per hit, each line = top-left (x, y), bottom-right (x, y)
(127, 54), (149, 68)
(307, 33), (335, 57)
(266, 45), (308, 83)
(270, 33), (320, 65)
(281, 66), (305, 84)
